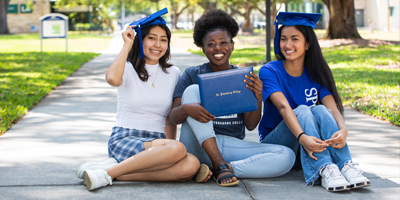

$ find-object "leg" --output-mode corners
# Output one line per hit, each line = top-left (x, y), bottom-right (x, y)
(311, 105), (352, 169)
(216, 134), (295, 178)
(84, 139), (194, 190)
(262, 105), (333, 185)
(116, 153), (200, 182)
(180, 84), (237, 185)
(106, 139), (188, 179)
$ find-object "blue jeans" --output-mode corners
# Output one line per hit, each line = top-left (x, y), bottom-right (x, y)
(179, 85), (295, 178)
(261, 105), (352, 185)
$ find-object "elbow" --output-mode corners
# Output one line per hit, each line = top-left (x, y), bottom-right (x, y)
(106, 75), (122, 87)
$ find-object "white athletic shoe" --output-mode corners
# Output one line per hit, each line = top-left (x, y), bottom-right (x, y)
(320, 164), (350, 192)
(84, 169), (112, 191)
(76, 158), (118, 179)
(341, 161), (371, 189)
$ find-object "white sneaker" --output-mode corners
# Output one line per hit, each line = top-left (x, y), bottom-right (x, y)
(76, 158), (118, 179)
(320, 164), (350, 192)
(83, 169), (112, 190)
(341, 161), (371, 189)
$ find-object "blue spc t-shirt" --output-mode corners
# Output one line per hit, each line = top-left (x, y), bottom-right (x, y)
(258, 60), (332, 141)
(174, 62), (246, 139)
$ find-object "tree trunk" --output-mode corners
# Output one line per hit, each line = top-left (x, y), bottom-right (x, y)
(198, 0), (217, 12)
(241, 3), (254, 34)
(171, 3), (190, 30)
(0, 0), (10, 34)
(322, 0), (361, 39)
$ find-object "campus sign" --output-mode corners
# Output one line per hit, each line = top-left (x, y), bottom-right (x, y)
(7, 4), (18, 13)
(39, 13), (69, 52)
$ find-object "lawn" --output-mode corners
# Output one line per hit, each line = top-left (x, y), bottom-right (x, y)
(0, 31), (107, 134)
(189, 45), (400, 126)
(0, 31), (112, 53)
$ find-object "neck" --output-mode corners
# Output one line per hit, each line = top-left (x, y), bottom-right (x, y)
(210, 63), (231, 72)
(283, 58), (305, 77)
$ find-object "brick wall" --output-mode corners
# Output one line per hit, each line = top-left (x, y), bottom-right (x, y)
(7, 0), (50, 33)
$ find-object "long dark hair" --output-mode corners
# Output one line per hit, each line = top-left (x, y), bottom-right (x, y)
(127, 24), (172, 82)
(277, 25), (344, 114)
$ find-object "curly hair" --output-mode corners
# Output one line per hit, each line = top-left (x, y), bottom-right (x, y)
(193, 9), (239, 48)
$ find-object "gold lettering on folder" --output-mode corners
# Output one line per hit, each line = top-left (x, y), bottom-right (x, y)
(215, 90), (241, 97)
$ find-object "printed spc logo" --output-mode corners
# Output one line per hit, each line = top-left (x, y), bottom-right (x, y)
(305, 88), (318, 105)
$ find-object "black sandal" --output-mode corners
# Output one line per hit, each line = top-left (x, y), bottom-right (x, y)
(212, 163), (239, 186)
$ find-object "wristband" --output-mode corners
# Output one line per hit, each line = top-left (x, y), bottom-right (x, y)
(297, 132), (305, 141)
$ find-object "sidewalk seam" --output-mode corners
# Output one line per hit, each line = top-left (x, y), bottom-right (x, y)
(241, 179), (255, 200)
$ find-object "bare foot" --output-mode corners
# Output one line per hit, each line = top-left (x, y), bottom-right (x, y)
(201, 170), (213, 182)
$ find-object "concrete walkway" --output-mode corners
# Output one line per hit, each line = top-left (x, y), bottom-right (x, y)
(0, 32), (399, 200)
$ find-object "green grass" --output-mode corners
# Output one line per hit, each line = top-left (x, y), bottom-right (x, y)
(0, 32), (107, 134)
(189, 45), (400, 126)
(0, 52), (99, 134)
(0, 31), (112, 53)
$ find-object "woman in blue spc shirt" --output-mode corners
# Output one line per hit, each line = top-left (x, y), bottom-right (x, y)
(259, 12), (370, 192)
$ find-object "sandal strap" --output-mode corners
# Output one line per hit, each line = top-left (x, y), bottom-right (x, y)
(216, 173), (236, 184)
(215, 163), (230, 176)
(214, 163), (237, 184)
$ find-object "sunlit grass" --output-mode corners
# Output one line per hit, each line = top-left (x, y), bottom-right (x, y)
(0, 31), (112, 53)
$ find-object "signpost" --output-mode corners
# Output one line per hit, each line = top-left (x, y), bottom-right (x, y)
(39, 13), (69, 52)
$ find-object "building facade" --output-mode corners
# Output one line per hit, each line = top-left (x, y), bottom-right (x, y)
(7, 0), (51, 33)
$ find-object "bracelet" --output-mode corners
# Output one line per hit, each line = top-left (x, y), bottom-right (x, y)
(297, 132), (305, 141)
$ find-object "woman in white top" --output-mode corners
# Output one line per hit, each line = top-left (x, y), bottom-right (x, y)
(76, 13), (211, 191)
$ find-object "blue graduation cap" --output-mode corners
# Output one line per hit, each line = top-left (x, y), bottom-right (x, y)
(129, 8), (168, 59)
(273, 12), (322, 55)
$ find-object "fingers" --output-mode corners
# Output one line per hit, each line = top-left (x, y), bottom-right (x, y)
(244, 72), (262, 99)
(308, 151), (318, 160)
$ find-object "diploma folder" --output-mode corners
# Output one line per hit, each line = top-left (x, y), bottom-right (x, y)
(197, 67), (258, 117)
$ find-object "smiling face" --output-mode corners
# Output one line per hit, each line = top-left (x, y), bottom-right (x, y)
(279, 26), (309, 62)
(142, 26), (169, 65)
(202, 29), (234, 71)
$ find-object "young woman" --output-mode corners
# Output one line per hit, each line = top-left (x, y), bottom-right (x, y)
(259, 12), (370, 192)
(75, 12), (210, 191)
(169, 9), (295, 187)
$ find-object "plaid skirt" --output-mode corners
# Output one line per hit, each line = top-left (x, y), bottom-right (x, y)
(108, 126), (166, 163)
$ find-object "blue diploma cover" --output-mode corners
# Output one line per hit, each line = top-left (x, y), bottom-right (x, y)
(197, 67), (258, 117)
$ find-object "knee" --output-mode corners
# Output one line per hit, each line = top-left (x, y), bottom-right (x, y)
(278, 146), (296, 175)
(311, 105), (330, 114)
(182, 84), (200, 104)
(165, 141), (187, 162)
(177, 154), (200, 179)
(294, 105), (313, 119)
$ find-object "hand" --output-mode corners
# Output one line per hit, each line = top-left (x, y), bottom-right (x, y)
(121, 25), (136, 47)
(324, 129), (348, 149)
(244, 72), (263, 102)
(299, 135), (329, 160)
(184, 103), (215, 123)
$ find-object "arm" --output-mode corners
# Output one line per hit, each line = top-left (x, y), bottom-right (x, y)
(269, 92), (329, 160)
(164, 115), (177, 139)
(169, 97), (215, 125)
(105, 25), (135, 87)
(243, 72), (263, 131)
(321, 95), (348, 149)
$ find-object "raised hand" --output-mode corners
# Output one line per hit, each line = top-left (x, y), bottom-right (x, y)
(121, 25), (136, 47)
